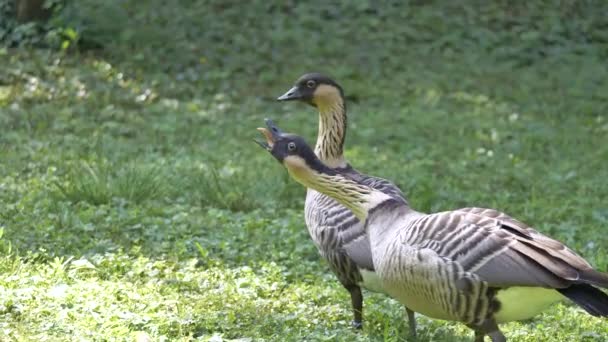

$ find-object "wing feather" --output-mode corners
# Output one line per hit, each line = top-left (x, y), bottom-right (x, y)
(401, 208), (606, 289)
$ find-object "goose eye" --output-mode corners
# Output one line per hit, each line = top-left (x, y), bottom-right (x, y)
(306, 80), (316, 88)
(287, 142), (297, 152)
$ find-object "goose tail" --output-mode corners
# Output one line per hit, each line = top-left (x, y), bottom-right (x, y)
(558, 284), (608, 317)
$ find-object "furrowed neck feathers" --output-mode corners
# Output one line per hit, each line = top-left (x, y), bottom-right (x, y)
(284, 156), (390, 221)
(313, 85), (347, 168)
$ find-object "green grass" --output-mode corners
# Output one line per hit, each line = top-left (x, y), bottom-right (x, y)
(1, 1), (608, 341)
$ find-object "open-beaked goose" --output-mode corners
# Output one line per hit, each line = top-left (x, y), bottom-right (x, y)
(256, 120), (608, 341)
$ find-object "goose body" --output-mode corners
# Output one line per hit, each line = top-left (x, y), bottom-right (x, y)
(278, 73), (416, 331)
(256, 123), (608, 341)
(366, 205), (602, 327)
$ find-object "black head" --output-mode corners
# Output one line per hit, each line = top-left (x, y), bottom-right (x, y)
(256, 119), (334, 174)
(277, 73), (344, 107)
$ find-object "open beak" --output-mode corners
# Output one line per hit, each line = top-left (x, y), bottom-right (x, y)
(255, 127), (274, 150)
(255, 118), (284, 150)
(277, 86), (302, 101)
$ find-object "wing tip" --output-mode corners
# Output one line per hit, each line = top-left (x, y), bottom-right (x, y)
(580, 269), (608, 288)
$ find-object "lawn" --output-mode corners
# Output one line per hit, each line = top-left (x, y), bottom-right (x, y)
(1, 1), (608, 341)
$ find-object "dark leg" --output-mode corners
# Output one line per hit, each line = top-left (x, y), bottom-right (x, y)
(347, 285), (363, 329)
(487, 331), (506, 342)
(470, 319), (506, 342)
(405, 307), (416, 339)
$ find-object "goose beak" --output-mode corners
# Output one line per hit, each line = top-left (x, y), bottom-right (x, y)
(264, 118), (284, 136)
(277, 86), (302, 101)
(255, 118), (284, 150)
(256, 127), (274, 150)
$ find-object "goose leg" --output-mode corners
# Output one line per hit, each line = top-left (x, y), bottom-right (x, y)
(405, 307), (416, 339)
(487, 330), (506, 342)
(470, 319), (506, 342)
(347, 285), (363, 329)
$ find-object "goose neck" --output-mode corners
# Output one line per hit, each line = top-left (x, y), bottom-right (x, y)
(286, 159), (391, 222)
(315, 100), (347, 168)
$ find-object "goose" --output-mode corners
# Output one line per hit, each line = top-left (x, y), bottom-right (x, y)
(277, 73), (416, 333)
(256, 120), (608, 342)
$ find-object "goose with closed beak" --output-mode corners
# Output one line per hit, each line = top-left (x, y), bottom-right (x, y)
(277, 73), (416, 333)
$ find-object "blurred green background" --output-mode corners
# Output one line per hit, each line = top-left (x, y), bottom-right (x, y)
(1, 1), (607, 341)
